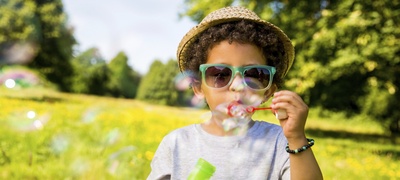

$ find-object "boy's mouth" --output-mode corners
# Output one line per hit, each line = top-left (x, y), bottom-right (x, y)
(227, 101), (249, 117)
(235, 99), (243, 104)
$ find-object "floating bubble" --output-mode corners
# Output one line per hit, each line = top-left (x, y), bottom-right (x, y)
(0, 41), (38, 65)
(7, 110), (50, 132)
(210, 94), (265, 132)
(50, 134), (70, 155)
(190, 95), (206, 108)
(174, 71), (207, 108)
(103, 128), (120, 146)
(4, 79), (16, 88)
(81, 107), (102, 124)
(174, 73), (193, 91)
(27, 110), (36, 119)
(0, 66), (42, 88)
(70, 158), (90, 177)
(32, 119), (44, 130)
(106, 145), (136, 175)
(227, 101), (251, 117)
(213, 102), (252, 132)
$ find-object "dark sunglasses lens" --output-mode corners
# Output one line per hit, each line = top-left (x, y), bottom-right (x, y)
(205, 66), (232, 88)
(243, 68), (271, 89)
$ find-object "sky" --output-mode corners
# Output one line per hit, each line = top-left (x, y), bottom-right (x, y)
(62, 0), (196, 75)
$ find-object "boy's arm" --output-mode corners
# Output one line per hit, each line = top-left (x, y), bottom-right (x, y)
(286, 137), (323, 180)
(271, 90), (323, 180)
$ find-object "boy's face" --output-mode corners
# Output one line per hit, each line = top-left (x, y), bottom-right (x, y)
(193, 40), (276, 113)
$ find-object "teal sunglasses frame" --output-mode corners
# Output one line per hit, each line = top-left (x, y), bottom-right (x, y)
(199, 64), (276, 90)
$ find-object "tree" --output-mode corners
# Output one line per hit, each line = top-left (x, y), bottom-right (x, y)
(0, 0), (38, 64)
(284, 0), (400, 137)
(0, 0), (76, 91)
(137, 59), (180, 106)
(71, 47), (110, 95)
(180, 0), (400, 136)
(137, 60), (163, 103)
(107, 51), (140, 98)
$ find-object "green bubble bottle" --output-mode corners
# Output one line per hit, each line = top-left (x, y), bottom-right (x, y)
(187, 158), (216, 180)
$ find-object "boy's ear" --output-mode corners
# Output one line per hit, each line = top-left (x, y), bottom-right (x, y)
(191, 81), (204, 99)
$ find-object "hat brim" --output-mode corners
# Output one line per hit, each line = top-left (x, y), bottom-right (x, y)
(177, 6), (294, 78)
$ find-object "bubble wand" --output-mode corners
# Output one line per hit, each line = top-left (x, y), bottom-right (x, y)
(245, 106), (272, 113)
(227, 101), (288, 120)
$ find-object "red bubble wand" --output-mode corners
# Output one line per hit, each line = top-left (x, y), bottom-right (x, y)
(227, 101), (287, 120)
(227, 101), (272, 117)
(245, 106), (272, 113)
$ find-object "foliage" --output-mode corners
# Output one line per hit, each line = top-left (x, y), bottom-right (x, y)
(0, 0), (76, 91)
(0, 0), (38, 43)
(137, 60), (182, 106)
(107, 51), (141, 99)
(0, 0), (39, 66)
(71, 48), (110, 95)
(180, 0), (400, 135)
(0, 88), (399, 179)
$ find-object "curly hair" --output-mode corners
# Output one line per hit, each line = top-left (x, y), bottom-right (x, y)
(183, 20), (286, 88)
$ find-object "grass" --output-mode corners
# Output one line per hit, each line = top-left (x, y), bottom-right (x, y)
(0, 87), (399, 179)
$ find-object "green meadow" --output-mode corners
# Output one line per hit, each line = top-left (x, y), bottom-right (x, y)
(0, 87), (399, 179)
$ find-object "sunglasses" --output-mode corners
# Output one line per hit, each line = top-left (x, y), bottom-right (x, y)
(199, 64), (276, 90)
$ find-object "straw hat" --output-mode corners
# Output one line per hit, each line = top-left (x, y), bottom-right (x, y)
(177, 6), (294, 78)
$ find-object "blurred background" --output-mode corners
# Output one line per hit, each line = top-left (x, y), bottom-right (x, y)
(0, 0), (399, 179)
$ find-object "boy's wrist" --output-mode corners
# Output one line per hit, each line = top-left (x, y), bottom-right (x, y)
(286, 135), (307, 147)
(286, 138), (314, 154)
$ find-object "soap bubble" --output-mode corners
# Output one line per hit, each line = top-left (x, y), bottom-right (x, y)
(50, 134), (70, 155)
(213, 102), (252, 132)
(70, 158), (90, 177)
(106, 145), (135, 175)
(4, 79), (16, 88)
(211, 94), (264, 132)
(27, 110), (36, 119)
(174, 71), (205, 108)
(0, 67), (42, 89)
(190, 95), (206, 108)
(0, 41), (38, 65)
(103, 128), (120, 146)
(81, 106), (103, 124)
(7, 110), (50, 132)
(174, 73), (193, 91)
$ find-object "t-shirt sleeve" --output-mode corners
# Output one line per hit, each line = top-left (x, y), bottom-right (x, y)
(278, 131), (291, 180)
(281, 158), (290, 180)
(147, 135), (173, 180)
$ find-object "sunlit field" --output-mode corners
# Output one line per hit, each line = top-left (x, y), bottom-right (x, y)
(0, 87), (399, 179)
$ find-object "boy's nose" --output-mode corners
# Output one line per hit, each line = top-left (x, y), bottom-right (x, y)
(229, 74), (245, 92)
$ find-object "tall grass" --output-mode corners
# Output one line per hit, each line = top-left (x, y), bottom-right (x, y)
(0, 87), (399, 179)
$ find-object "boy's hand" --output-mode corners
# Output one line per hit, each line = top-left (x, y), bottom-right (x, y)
(270, 90), (308, 142)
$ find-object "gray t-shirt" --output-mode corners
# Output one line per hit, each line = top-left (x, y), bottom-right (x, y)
(147, 120), (290, 180)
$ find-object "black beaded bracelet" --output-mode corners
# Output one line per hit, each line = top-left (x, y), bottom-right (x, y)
(285, 138), (315, 154)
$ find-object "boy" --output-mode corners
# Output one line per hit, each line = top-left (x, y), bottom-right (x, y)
(148, 6), (323, 179)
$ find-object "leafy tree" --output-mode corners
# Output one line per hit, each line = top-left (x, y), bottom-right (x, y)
(162, 60), (180, 105)
(71, 47), (110, 95)
(0, 0), (38, 74)
(107, 51), (140, 98)
(137, 60), (163, 103)
(130, 68), (142, 99)
(180, 0), (400, 136)
(0, 0), (76, 91)
(137, 59), (180, 106)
